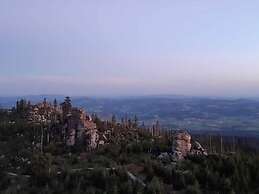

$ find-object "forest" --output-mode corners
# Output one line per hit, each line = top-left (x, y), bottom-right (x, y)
(0, 105), (259, 194)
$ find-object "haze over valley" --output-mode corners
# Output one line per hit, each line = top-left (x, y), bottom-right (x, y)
(1, 1), (259, 193)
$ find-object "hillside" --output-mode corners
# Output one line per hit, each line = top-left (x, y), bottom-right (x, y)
(2, 96), (259, 131)
(1, 98), (259, 194)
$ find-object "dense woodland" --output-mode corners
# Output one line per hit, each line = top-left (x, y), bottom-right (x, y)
(0, 105), (259, 194)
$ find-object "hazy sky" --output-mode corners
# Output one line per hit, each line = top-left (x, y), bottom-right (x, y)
(1, 0), (259, 97)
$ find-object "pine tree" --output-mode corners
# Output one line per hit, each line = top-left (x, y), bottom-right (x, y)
(133, 115), (138, 128)
(53, 99), (58, 108)
(128, 119), (132, 128)
(112, 114), (116, 127)
(61, 97), (72, 119)
(155, 120), (160, 135)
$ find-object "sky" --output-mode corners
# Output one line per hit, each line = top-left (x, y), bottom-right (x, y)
(1, 0), (259, 97)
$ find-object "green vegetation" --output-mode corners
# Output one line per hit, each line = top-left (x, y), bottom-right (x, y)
(1, 107), (259, 194)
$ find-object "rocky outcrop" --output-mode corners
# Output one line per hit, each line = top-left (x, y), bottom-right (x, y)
(64, 108), (98, 149)
(171, 130), (207, 160)
(190, 141), (208, 156)
(158, 152), (172, 163)
(27, 101), (62, 124)
(66, 128), (76, 146)
(85, 127), (99, 150)
(25, 97), (99, 150)
(172, 130), (192, 160)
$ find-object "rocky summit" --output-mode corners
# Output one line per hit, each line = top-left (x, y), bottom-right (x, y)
(19, 97), (99, 150)
(18, 97), (208, 160)
(171, 130), (207, 160)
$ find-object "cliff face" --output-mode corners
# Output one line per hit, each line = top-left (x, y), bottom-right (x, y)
(26, 98), (99, 150)
(172, 130), (207, 160)
(190, 141), (208, 156)
(63, 108), (99, 149)
(172, 130), (192, 160)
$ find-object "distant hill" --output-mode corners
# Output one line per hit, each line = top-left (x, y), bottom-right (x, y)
(0, 95), (66, 108)
(1, 95), (259, 131)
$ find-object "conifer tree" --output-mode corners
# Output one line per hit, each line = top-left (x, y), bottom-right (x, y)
(133, 115), (138, 128)
(53, 99), (58, 108)
(112, 114), (116, 127)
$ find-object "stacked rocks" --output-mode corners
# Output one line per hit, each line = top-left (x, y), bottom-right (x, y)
(190, 141), (208, 156)
(172, 130), (192, 160)
(171, 130), (208, 160)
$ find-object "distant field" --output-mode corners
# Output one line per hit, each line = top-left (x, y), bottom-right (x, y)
(73, 96), (259, 132)
(1, 95), (259, 131)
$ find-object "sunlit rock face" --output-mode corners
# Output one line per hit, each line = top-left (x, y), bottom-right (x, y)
(85, 128), (99, 150)
(66, 128), (76, 146)
(172, 130), (192, 160)
(65, 108), (98, 149)
(172, 130), (207, 160)
(26, 98), (99, 150)
(27, 101), (62, 124)
(190, 141), (208, 156)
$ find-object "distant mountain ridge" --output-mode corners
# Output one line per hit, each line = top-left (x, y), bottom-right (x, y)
(1, 95), (259, 132)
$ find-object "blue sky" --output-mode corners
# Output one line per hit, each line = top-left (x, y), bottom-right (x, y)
(1, 0), (259, 97)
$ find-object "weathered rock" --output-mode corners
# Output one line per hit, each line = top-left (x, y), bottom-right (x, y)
(171, 130), (207, 160)
(65, 108), (98, 149)
(66, 128), (76, 146)
(26, 98), (99, 150)
(158, 152), (171, 162)
(190, 141), (208, 156)
(172, 130), (192, 160)
(171, 150), (184, 161)
(85, 128), (99, 150)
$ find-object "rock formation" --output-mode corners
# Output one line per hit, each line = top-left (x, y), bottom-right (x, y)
(171, 130), (207, 160)
(25, 97), (99, 150)
(172, 130), (192, 160)
(190, 141), (208, 156)
(23, 98), (207, 156)
(63, 107), (98, 149)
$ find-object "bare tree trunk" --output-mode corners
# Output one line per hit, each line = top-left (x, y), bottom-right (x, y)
(41, 125), (44, 153)
(220, 136), (223, 155)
